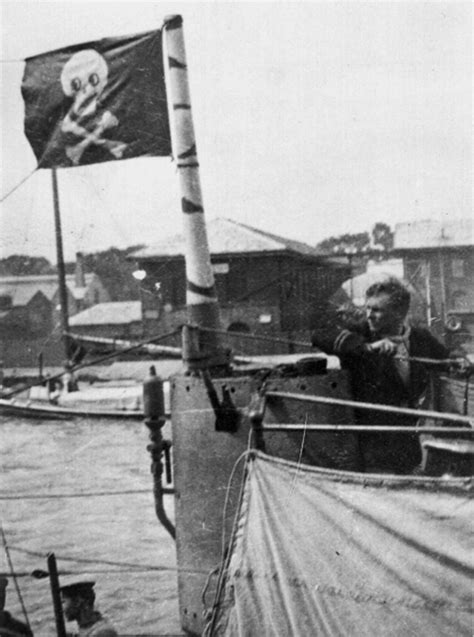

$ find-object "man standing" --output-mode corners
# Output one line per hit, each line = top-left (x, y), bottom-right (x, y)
(60, 580), (117, 637)
(313, 277), (450, 473)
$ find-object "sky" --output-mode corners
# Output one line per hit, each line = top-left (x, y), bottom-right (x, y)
(1, 1), (472, 262)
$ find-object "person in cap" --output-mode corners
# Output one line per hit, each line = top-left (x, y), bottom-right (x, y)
(313, 276), (451, 473)
(0, 577), (33, 637)
(59, 579), (117, 637)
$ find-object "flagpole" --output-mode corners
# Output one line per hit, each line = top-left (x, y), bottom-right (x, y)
(51, 168), (71, 365)
(163, 15), (229, 369)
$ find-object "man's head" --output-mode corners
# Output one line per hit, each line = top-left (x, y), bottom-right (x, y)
(60, 581), (95, 622)
(365, 278), (410, 336)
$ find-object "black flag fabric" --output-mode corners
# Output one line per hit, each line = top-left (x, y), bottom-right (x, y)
(22, 30), (171, 168)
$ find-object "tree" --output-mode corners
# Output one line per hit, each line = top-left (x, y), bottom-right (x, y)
(316, 232), (370, 255)
(316, 223), (393, 255)
(0, 255), (54, 276)
(82, 246), (145, 302)
(371, 222), (394, 252)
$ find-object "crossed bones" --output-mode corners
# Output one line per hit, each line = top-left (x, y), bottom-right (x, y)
(61, 111), (128, 165)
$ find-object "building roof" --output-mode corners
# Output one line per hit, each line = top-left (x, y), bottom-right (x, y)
(69, 301), (141, 326)
(131, 217), (329, 260)
(0, 274), (93, 307)
(394, 218), (473, 250)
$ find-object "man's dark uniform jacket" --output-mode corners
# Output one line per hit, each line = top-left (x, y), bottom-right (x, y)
(313, 323), (450, 473)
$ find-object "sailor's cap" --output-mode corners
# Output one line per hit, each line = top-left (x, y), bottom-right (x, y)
(59, 575), (95, 597)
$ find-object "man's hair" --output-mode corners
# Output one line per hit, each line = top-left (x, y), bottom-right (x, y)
(365, 277), (410, 317)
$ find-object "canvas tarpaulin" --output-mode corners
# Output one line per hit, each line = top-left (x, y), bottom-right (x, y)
(210, 452), (472, 636)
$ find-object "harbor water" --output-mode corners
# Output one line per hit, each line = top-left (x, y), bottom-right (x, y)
(0, 416), (183, 636)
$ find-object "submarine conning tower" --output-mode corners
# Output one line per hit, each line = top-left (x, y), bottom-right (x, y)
(162, 16), (357, 634)
(160, 14), (473, 636)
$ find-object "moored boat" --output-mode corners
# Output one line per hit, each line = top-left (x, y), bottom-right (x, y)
(0, 396), (143, 420)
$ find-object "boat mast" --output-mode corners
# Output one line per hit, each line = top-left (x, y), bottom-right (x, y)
(51, 167), (71, 364)
(163, 15), (229, 368)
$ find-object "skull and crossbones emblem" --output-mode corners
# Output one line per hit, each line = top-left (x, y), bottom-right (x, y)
(60, 50), (127, 165)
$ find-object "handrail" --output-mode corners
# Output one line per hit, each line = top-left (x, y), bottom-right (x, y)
(261, 424), (473, 434)
(266, 391), (473, 427)
(192, 324), (473, 368)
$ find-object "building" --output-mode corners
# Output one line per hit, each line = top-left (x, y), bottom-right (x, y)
(69, 301), (143, 340)
(129, 217), (350, 354)
(0, 261), (110, 367)
(393, 218), (474, 352)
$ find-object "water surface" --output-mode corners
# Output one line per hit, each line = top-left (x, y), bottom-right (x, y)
(0, 416), (182, 636)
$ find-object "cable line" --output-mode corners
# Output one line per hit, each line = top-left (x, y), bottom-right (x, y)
(0, 524), (31, 631)
(1, 168), (37, 203)
(0, 488), (174, 500)
(7, 545), (207, 575)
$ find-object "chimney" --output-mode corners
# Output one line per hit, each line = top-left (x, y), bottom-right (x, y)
(75, 252), (86, 288)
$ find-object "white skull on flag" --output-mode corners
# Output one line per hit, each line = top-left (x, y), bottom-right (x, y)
(60, 49), (127, 165)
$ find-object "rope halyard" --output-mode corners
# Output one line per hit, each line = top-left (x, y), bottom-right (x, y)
(204, 442), (255, 636)
(1, 327), (181, 399)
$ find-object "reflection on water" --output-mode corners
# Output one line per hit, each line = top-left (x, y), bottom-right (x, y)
(0, 416), (182, 636)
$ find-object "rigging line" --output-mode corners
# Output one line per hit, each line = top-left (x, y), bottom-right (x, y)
(218, 450), (251, 565)
(206, 449), (253, 634)
(37, 321), (64, 357)
(0, 524), (31, 631)
(1, 567), (204, 577)
(201, 424), (251, 615)
(0, 488), (169, 500)
(8, 546), (177, 573)
(195, 324), (472, 368)
(0, 168), (37, 203)
(290, 412), (309, 495)
(2, 565), (209, 578)
(191, 323), (313, 349)
(1, 327), (181, 399)
(66, 327), (181, 371)
(393, 354), (471, 367)
(2, 569), (164, 578)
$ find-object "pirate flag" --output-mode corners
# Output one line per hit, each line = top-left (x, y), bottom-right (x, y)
(22, 30), (171, 168)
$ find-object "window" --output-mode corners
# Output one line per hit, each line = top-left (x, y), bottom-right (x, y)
(227, 321), (251, 333)
(451, 259), (464, 278)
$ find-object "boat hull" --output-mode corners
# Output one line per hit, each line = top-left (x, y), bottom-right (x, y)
(0, 398), (143, 420)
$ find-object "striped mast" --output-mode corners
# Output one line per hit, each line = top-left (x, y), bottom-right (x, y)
(163, 15), (228, 368)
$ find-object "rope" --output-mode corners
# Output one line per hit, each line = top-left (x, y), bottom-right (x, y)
(0, 524), (31, 631)
(0, 488), (174, 500)
(0, 568), (175, 578)
(0, 168), (37, 203)
(192, 323), (313, 350)
(290, 413), (309, 495)
(1, 328), (181, 399)
(7, 545), (207, 575)
(189, 323), (472, 368)
(204, 446), (254, 636)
